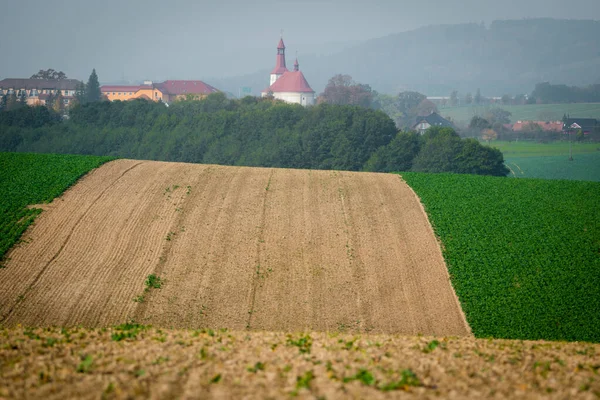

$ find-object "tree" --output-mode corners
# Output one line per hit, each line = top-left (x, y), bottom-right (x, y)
(481, 128), (497, 144)
(53, 90), (64, 114)
(412, 126), (508, 176)
(0, 95), (7, 111)
(74, 81), (87, 105)
(6, 92), (18, 111)
(320, 74), (374, 108)
(86, 69), (101, 103)
(45, 91), (56, 111)
(18, 90), (28, 107)
(485, 108), (511, 125)
(514, 94), (526, 105)
(415, 99), (438, 116)
(464, 92), (473, 105)
(377, 91), (427, 129)
(450, 90), (459, 106)
(30, 69), (67, 80)
(469, 116), (491, 131)
(501, 94), (511, 105)
(363, 131), (422, 172)
(474, 88), (482, 105)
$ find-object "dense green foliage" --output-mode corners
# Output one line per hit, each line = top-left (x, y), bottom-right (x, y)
(505, 153), (600, 182)
(0, 152), (113, 262)
(402, 172), (600, 342)
(365, 127), (508, 176)
(531, 82), (600, 104)
(0, 95), (508, 175)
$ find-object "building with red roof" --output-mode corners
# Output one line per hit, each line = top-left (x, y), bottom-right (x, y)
(101, 80), (219, 103)
(512, 120), (563, 132)
(261, 38), (315, 106)
(0, 78), (80, 107)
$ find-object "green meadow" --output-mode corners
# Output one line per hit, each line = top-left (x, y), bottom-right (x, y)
(440, 103), (600, 124)
(485, 141), (600, 181)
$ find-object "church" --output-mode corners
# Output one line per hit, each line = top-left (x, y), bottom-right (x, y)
(261, 38), (316, 106)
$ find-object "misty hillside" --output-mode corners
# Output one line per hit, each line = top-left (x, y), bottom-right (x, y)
(216, 19), (600, 97)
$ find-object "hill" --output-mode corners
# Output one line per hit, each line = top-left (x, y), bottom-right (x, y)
(0, 158), (468, 336)
(218, 19), (600, 97)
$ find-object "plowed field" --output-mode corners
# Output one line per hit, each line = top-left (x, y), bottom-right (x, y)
(0, 160), (468, 336)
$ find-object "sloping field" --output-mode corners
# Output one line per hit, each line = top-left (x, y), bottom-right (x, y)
(0, 160), (468, 336)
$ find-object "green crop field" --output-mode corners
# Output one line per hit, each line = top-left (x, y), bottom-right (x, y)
(487, 141), (600, 181)
(491, 140), (600, 157)
(0, 152), (114, 263)
(401, 172), (600, 343)
(440, 103), (600, 124)
(505, 153), (600, 182)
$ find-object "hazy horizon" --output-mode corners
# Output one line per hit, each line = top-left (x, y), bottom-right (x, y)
(2, 0), (600, 87)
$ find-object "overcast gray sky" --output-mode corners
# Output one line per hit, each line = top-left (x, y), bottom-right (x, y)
(1, 0), (599, 83)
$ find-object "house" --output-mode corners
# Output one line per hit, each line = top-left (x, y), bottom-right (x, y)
(411, 112), (455, 134)
(563, 118), (598, 135)
(260, 37), (316, 106)
(101, 80), (220, 103)
(512, 121), (563, 132)
(0, 78), (81, 106)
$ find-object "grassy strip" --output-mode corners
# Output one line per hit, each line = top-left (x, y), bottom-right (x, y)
(0, 152), (114, 262)
(505, 153), (600, 182)
(491, 141), (599, 157)
(401, 172), (600, 342)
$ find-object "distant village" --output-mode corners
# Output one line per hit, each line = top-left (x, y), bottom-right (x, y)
(0, 37), (314, 109)
(0, 36), (597, 138)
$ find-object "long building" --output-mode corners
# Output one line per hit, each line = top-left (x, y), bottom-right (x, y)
(101, 80), (220, 103)
(0, 78), (81, 106)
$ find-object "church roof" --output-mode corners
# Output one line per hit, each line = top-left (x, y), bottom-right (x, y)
(277, 38), (285, 49)
(270, 65), (289, 75)
(263, 71), (314, 94)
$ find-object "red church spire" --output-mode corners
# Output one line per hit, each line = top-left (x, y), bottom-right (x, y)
(293, 58), (299, 72)
(271, 37), (288, 75)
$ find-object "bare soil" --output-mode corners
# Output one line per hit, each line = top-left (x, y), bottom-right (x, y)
(0, 160), (468, 336)
(1, 327), (598, 399)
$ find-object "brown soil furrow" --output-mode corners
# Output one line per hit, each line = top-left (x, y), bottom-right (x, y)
(1, 161), (470, 336)
(1, 161), (183, 326)
(141, 165), (235, 326)
(131, 164), (211, 322)
(245, 169), (274, 330)
(142, 165), (234, 326)
(343, 172), (421, 334)
(335, 171), (374, 332)
(0, 160), (145, 325)
(0, 160), (139, 319)
(250, 168), (315, 331)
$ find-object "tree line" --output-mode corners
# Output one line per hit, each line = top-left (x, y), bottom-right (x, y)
(0, 93), (508, 176)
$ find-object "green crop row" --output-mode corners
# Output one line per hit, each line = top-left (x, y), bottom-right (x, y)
(401, 172), (600, 343)
(0, 152), (114, 262)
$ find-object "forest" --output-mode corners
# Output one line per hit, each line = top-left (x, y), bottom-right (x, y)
(0, 94), (508, 176)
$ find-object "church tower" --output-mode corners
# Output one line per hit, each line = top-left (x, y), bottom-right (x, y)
(270, 38), (288, 86)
